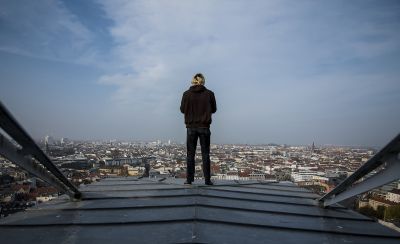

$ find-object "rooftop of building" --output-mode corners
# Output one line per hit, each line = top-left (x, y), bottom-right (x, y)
(370, 195), (398, 205)
(389, 188), (400, 195)
(1, 177), (399, 244)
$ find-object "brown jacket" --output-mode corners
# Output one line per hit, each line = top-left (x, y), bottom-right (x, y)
(180, 85), (217, 128)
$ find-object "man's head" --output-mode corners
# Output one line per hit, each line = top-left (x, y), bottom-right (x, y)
(191, 73), (205, 86)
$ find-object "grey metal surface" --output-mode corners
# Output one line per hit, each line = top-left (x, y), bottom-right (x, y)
(320, 133), (400, 206)
(204, 185), (320, 198)
(1, 177), (399, 243)
(0, 101), (81, 198)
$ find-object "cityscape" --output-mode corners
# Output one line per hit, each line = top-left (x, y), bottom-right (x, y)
(1, 1), (400, 242)
(1, 135), (399, 226)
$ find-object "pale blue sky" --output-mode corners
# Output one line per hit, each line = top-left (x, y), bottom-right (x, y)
(0, 0), (399, 147)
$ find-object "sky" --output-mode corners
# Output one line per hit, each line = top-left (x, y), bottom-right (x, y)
(0, 0), (399, 147)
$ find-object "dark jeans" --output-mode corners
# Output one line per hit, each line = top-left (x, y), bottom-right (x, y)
(186, 128), (211, 182)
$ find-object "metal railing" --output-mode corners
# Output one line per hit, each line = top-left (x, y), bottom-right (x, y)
(319, 133), (400, 207)
(0, 101), (81, 199)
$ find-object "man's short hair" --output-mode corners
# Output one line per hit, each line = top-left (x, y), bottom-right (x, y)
(194, 73), (204, 80)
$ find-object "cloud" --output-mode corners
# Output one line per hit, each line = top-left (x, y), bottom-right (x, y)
(1, 0), (399, 145)
(0, 0), (98, 64)
(96, 1), (286, 103)
(94, 0), (400, 146)
(97, 0), (400, 101)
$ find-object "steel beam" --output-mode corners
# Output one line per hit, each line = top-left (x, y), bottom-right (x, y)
(322, 154), (400, 207)
(0, 133), (76, 198)
(319, 133), (400, 205)
(0, 101), (81, 198)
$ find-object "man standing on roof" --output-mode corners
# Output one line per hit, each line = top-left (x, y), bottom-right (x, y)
(180, 73), (217, 185)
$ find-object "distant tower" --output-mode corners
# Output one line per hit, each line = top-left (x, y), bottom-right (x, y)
(311, 142), (315, 153)
(45, 135), (50, 153)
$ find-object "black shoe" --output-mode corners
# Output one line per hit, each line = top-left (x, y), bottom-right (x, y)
(205, 181), (214, 186)
(184, 180), (192, 185)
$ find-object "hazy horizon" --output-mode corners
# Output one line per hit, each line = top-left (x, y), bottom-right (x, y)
(1, 0), (399, 148)
(36, 135), (386, 149)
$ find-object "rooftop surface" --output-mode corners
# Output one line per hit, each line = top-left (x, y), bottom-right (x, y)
(1, 177), (399, 243)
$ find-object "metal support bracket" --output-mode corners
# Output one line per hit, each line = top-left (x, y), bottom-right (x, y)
(0, 100), (81, 199)
(319, 133), (400, 208)
(0, 134), (76, 198)
(322, 153), (400, 207)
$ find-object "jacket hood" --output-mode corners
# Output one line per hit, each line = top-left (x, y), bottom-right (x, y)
(189, 85), (206, 93)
